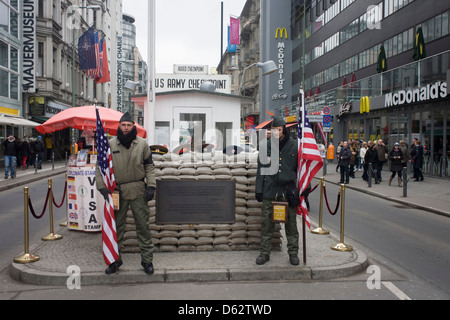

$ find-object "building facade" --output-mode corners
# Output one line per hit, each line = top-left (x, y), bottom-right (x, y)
(284, 0), (450, 178)
(121, 12), (148, 123)
(0, 0), (123, 162)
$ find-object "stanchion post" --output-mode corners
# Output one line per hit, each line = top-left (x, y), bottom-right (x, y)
(403, 167), (407, 198)
(311, 177), (329, 235)
(42, 179), (63, 241)
(60, 173), (68, 227)
(331, 184), (353, 252)
(14, 188), (40, 264)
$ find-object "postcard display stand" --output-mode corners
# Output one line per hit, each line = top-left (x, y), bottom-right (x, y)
(66, 165), (104, 232)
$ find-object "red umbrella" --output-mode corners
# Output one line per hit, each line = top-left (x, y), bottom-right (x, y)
(36, 105), (147, 138)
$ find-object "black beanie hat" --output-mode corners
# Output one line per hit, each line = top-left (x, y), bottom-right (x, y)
(119, 112), (134, 123)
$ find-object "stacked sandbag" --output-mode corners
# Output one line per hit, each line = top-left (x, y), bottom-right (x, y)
(122, 151), (282, 253)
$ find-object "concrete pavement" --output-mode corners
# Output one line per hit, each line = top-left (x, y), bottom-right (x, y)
(5, 160), (449, 286)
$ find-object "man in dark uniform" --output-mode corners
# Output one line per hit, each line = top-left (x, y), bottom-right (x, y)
(255, 117), (300, 266)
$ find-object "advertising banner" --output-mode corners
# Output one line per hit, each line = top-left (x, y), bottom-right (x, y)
(67, 166), (104, 232)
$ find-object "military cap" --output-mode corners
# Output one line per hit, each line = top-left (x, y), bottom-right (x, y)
(119, 112), (134, 123)
(271, 116), (286, 128)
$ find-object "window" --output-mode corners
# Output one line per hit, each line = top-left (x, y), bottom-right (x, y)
(0, 40), (19, 100)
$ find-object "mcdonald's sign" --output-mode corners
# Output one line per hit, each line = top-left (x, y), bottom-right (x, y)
(360, 96), (370, 114)
(275, 28), (288, 39)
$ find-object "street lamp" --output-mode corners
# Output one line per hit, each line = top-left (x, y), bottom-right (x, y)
(239, 60), (278, 94)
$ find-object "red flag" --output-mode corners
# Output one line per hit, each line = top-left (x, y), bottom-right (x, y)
(96, 40), (110, 83)
(96, 107), (119, 266)
(230, 17), (240, 45)
(297, 94), (323, 229)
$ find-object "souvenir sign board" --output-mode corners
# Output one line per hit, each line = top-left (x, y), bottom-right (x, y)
(67, 166), (104, 232)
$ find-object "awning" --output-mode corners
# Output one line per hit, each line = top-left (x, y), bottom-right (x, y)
(0, 115), (41, 127)
(255, 120), (273, 130)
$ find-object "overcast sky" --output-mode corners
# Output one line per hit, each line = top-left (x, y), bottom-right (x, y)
(122, 0), (247, 74)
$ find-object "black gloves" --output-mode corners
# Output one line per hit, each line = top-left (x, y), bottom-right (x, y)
(99, 188), (112, 201)
(255, 193), (263, 203)
(144, 187), (155, 202)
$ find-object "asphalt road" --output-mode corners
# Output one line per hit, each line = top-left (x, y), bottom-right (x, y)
(307, 179), (450, 295)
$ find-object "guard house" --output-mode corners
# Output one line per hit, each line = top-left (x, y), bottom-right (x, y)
(132, 89), (250, 152)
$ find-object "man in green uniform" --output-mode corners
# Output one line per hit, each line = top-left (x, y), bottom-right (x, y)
(96, 112), (156, 275)
(255, 117), (300, 266)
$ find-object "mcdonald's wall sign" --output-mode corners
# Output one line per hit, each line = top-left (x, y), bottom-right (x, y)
(260, 0), (292, 122)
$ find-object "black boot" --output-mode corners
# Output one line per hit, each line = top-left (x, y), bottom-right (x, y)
(289, 254), (300, 266)
(105, 260), (122, 275)
(256, 254), (270, 265)
(141, 262), (154, 274)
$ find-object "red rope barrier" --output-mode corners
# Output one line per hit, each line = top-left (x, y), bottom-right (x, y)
(29, 187), (51, 220)
(323, 186), (341, 216)
(52, 181), (67, 208)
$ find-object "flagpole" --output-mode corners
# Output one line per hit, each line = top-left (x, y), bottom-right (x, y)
(300, 87), (306, 265)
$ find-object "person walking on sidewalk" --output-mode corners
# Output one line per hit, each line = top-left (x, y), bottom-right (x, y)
(338, 141), (352, 184)
(20, 137), (31, 170)
(33, 136), (45, 169)
(2, 135), (19, 179)
(96, 112), (156, 275)
(360, 141), (368, 181)
(388, 142), (404, 187)
(375, 139), (388, 182)
(364, 141), (380, 184)
(411, 139), (424, 182)
(255, 116), (300, 266)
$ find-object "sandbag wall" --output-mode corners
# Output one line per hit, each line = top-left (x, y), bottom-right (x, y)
(123, 152), (282, 253)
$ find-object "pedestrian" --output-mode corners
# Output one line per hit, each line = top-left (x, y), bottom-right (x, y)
(2, 135), (19, 179)
(21, 137), (31, 170)
(96, 112), (156, 275)
(360, 141), (368, 181)
(399, 140), (409, 182)
(33, 136), (45, 169)
(410, 139), (424, 182)
(336, 141), (343, 172)
(349, 141), (357, 178)
(338, 141), (352, 184)
(388, 142), (404, 187)
(255, 116), (300, 266)
(364, 141), (380, 184)
(45, 134), (53, 161)
(375, 139), (388, 182)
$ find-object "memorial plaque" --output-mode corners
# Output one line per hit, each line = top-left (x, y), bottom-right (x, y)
(156, 181), (236, 224)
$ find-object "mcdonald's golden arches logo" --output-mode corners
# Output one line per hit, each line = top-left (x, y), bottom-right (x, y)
(360, 96), (370, 114)
(275, 28), (288, 39)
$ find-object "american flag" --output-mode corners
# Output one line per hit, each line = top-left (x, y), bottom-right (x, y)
(96, 107), (119, 266)
(297, 91), (323, 229)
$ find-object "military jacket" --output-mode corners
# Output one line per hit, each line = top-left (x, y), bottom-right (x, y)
(256, 136), (298, 199)
(96, 136), (155, 200)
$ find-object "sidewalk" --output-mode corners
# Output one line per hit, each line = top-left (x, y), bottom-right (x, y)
(319, 164), (450, 217)
(0, 160), (67, 192)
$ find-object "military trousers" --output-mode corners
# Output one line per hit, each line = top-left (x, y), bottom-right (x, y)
(115, 197), (154, 264)
(260, 199), (299, 256)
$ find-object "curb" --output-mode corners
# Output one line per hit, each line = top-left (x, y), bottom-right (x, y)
(10, 248), (368, 286)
